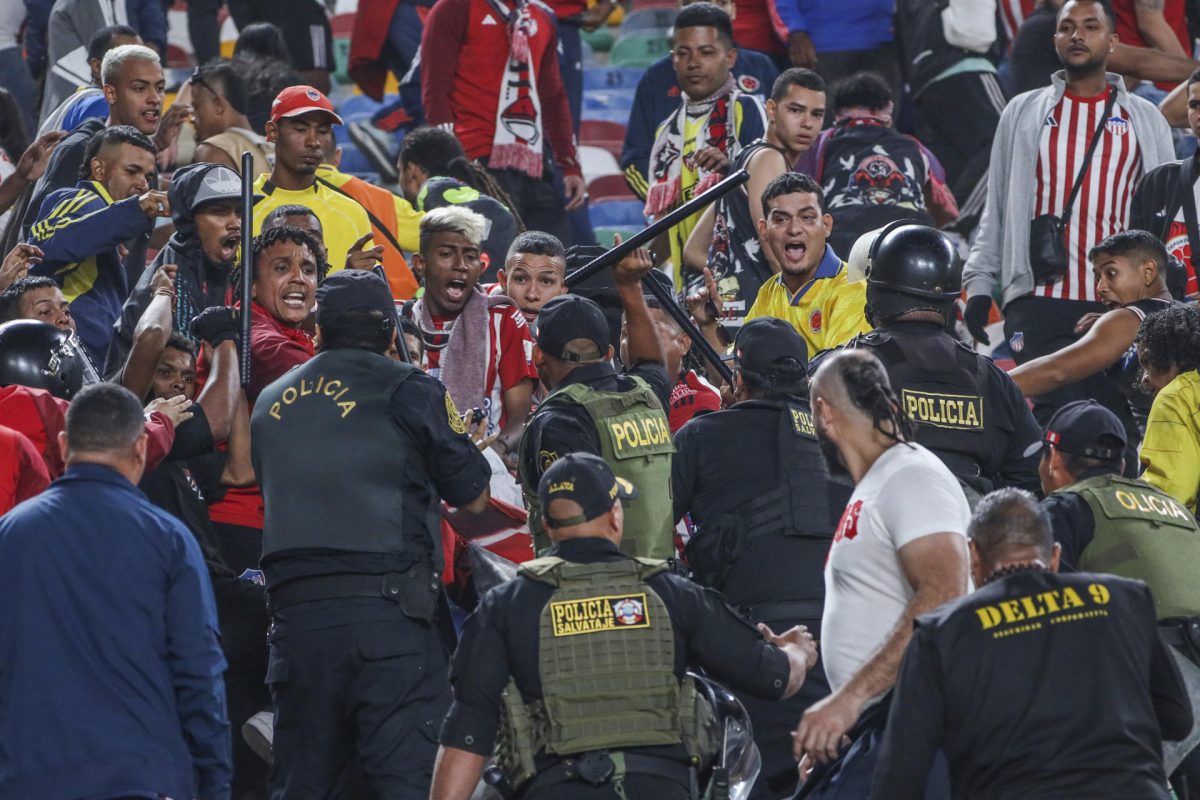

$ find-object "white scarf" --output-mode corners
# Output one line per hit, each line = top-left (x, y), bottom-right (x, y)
(488, 0), (545, 179)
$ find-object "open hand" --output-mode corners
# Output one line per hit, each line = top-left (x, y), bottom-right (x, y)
(146, 394), (194, 427)
(0, 244), (44, 290)
(16, 131), (66, 182)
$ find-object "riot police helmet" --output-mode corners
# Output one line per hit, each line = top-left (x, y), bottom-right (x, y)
(864, 221), (961, 324)
(689, 671), (761, 800)
(0, 319), (89, 399)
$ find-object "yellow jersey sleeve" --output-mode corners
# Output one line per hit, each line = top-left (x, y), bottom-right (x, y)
(820, 279), (871, 351)
(1140, 372), (1200, 513)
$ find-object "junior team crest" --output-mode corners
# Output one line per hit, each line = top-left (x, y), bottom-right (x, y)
(1010, 331), (1025, 353)
(1105, 117), (1129, 136)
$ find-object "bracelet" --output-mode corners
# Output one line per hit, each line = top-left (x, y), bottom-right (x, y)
(154, 289), (176, 300)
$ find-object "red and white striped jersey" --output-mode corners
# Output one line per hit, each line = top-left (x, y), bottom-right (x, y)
(1000, 0), (1037, 43)
(1034, 90), (1144, 302)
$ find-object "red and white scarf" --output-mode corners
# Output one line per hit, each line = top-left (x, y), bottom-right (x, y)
(644, 75), (740, 218)
(488, 0), (545, 179)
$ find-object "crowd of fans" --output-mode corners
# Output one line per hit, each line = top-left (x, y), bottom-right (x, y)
(2, 0), (1200, 797)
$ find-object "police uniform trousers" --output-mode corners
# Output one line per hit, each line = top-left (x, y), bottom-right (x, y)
(525, 774), (690, 800)
(266, 598), (451, 800)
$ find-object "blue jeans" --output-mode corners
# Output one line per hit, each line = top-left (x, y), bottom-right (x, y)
(0, 47), (37, 135)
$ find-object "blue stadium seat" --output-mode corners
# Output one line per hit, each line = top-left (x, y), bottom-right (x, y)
(338, 94), (382, 118)
(338, 143), (375, 174)
(582, 66), (647, 91)
(589, 199), (646, 228)
(583, 89), (636, 112)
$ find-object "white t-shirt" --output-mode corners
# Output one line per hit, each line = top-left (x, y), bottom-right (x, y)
(821, 442), (971, 692)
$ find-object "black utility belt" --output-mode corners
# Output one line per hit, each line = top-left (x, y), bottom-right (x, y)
(525, 751), (693, 795)
(738, 599), (824, 626)
(267, 566), (439, 619)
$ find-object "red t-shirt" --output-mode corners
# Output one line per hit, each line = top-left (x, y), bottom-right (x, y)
(201, 303), (316, 530)
(421, 304), (538, 436)
(0, 424), (51, 515)
(0, 385), (175, 479)
(1113, 0), (1190, 89)
(668, 370), (722, 433)
(421, 0), (581, 176)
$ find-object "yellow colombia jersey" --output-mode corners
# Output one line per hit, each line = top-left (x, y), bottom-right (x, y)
(744, 245), (872, 357)
(252, 175), (374, 274)
(1139, 369), (1200, 513)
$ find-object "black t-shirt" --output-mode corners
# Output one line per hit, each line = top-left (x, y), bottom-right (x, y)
(1010, 7), (1060, 96)
(439, 537), (792, 760)
(671, 398), (851, 607)
(138, 406), (231, 574)
(872, 570), (1191, 799)
(1042, 490), (1097, 570)
(520, 360), (672, 488)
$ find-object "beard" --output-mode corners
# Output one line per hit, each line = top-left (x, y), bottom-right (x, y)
(1059, 51), (1107, 78)
(815, 419), (851, 480)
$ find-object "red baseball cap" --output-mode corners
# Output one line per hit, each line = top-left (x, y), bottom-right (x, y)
(270, 85), (344, 125)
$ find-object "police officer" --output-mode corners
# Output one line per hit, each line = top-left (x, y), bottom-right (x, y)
(430, 452), (819, 800)
(872, 488), (1193, 799)
(833, 222), (1042, 501)
(518, 244), (675, 559)
(672, 317), (848, 799)
(250, 270), (492, 798)
(1036, 400), (1200, 784)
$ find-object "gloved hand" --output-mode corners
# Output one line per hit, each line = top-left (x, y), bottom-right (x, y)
(189, 306), (241, 348)
(963, 295), (992, 345)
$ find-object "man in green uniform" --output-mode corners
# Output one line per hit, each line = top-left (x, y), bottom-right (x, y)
(517, 243), (677, 559)
(430, 453), (819, 800)
(1037, 399), (1200, 784)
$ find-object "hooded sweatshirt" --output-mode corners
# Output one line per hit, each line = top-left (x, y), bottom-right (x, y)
(105, 163), (238, 377)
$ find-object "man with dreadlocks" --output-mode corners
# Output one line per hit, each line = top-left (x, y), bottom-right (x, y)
(794, 348), (970, 794)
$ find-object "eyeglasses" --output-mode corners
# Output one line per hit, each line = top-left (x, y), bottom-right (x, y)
(190, 69), (217, 98)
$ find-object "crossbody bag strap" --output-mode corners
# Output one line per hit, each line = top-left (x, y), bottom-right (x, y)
(1062, 86), (1117, 221)
(1178, 156), (1200, 264)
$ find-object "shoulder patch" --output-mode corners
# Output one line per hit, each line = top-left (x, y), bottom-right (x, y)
(445, 392), (466, 434)
(539, 449), (559, 471)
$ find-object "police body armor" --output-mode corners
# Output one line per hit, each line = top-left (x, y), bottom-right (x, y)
(520, 376), (675, 559)
(853, 327), (993, 498)
(255, 348), (435, 560)
(686, 399), (835, 618)
(1066, 474), (1200, 620)
(494, 556), (716, 795)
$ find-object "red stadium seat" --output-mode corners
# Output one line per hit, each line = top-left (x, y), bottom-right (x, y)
(589, 174), (638, 201)
(580, 119), (627, 144)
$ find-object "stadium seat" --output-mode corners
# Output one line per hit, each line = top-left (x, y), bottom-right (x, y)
(589, 199), (645, 228)
(582, 66), (646, 91)
(588, 174), (638, 201)
(338, 94), (382, 118)
(610, 32), (672, 68)
(338, 143), (375, 174)
(621, 7), (676, 32)
(580, 145), (621, 182)
(581, 119), (627, 143)
(581, 107), (634, 125)
(631, 0), (677, 9)
(333, 38), (352, 84)
(582, 90), (635, 113)
(593, 225), (642, 246)
(581, 38), (598, 66)
(331, 12), (355, 38)
(581, 27), (616, 53)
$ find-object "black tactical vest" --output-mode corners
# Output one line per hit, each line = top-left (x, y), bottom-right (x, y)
(686, 398), (836, 593)
(253, 348), (430, 559)
(854, 326), (995, 494)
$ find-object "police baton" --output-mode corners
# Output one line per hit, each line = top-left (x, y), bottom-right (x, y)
(239, 152), (254, 388)
(563, 170), (748, 385)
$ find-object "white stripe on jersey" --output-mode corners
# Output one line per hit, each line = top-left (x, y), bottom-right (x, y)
(1034, 92), (1142, 302)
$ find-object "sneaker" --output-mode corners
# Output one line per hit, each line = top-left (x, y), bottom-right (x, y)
(242, 710), (274, 766)
(348, 121), (400, 183)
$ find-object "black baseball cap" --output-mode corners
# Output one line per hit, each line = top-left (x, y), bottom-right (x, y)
(539, 453), (638, 529)
(316, 270), (396, 326)
(731, 317), (808, 379)
(1023, 400), (1127, 460)
(534, 294), (611, 361)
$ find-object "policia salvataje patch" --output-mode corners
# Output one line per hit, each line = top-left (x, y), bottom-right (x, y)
(549, 593), (652, 636)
